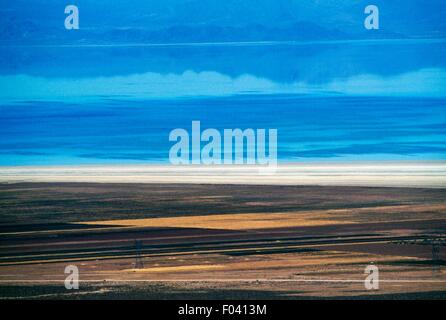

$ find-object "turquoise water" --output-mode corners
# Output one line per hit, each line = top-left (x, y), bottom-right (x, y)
(0, 40), (445, 165)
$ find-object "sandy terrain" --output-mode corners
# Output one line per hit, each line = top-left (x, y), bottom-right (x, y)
(0, 183), (445, 299)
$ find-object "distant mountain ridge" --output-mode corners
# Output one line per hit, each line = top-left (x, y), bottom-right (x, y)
(1, 0), (445, 45)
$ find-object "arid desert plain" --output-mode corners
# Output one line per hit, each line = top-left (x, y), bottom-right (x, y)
(0, 164), (445, 299)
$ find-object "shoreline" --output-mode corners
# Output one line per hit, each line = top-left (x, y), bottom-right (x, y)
(3, 38), (446, 48)
(1, 162), (445, 188)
